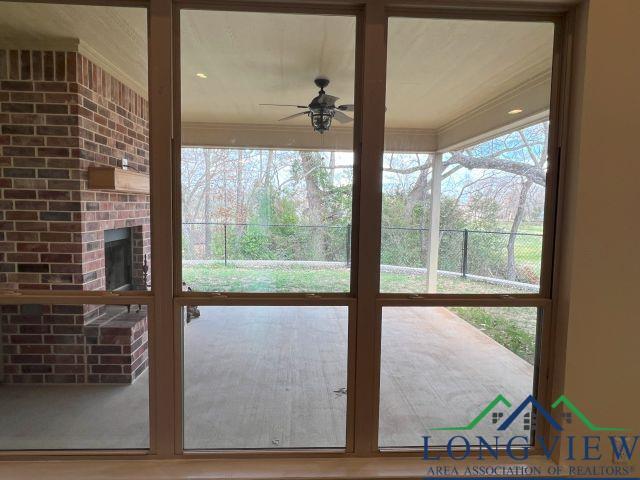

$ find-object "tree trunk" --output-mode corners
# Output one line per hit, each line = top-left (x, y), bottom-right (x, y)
(235, 150), (244, 238)
(203, 150), (212, 259)
(263, 149), (274, 222)
(403, 163), (431, 218)
(402, 155), (433, 264)
(328, 151), (336, 187)
(299, 151), (324, 259)
(506, 179), (533, 281)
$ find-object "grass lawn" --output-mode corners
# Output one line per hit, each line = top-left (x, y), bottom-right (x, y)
(183, 264), (537, 364)
(493, 221), (543, 275)
(449, 307), (537, 364)
(496, 221), (544, 235)
(513, 236), (543, 276)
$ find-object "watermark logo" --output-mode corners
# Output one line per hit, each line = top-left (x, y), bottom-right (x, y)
(432, 394), (624, 433)
(423, 394), (637, 477)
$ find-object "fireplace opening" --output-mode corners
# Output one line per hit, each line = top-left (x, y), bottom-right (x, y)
(105, 228), (133, 291)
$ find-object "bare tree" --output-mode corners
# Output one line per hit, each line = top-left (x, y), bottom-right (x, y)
(235, 150), (245, 237)
(299, 151), (325, 258)
(506, 178), (533, 280)
(203, 149), (213, 256)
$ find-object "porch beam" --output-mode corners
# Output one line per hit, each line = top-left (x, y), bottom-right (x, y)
(426, 153), (442, 293)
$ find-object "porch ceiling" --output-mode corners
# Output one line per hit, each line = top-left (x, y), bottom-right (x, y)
(0, 3), (553, 150)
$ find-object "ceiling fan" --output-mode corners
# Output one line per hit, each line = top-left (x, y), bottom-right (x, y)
(260, 77), (354, 134)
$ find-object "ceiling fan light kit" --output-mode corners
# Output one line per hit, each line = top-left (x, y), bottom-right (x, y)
(260, 76), (354, 134)
(310, 108), (335, 134)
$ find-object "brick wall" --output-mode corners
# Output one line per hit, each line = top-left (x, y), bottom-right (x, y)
(0, 304), (99, 384)
(84, 307), (149, 383)
(0, 48), (150, 384)
(74, 52), (150, 290)
(0, 304), (148, 384)
(0, 48), (150, 291)
(0, 50), (83, 290)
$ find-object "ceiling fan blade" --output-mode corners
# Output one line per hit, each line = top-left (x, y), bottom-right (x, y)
(333, 110), (353, 124)
(278, 111), (310, 122)
(317, 94), (339, 106)
(260, 103), (308, 108)
(337, 104), (355, 111)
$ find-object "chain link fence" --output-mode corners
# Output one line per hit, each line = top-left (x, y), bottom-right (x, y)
(183, 222), (542, 284)
(183, 223), (351, 265)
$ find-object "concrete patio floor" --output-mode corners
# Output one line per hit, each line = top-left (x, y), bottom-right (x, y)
(0, 306), (533, 450)
(0, 370), (150, 450)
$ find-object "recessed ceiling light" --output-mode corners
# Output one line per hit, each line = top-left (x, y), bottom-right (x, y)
(508, 108), (523, 115)
(196, 73), (208, 79)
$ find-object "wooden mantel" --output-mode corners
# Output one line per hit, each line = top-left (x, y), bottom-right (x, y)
(88, 166), (150, 194)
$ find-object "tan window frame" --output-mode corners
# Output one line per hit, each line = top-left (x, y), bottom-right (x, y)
(0, 0), (575, 461)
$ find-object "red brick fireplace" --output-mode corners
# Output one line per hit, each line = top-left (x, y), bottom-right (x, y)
(0, 48), (150, 384)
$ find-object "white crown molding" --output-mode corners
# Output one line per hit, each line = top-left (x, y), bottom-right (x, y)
(182, 122), (355, 151)
(183, 122), (333, 136)
(77, 39), (147, 98)
(181, 122), (439, 152)
(182, 109), (548, 152)
(441, 109), (550, 153)
(438, 68), (552, 137)
(182, 69), (550, 152)
(383, 127), (438, 153)
(76, 7), (148, 97)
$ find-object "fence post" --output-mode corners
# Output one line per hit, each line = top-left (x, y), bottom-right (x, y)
(345, 224), (351, 266)
(462, 228), (469, 278)
(223, 223), (228, 266)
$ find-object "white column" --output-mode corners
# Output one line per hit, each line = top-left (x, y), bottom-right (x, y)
(426, 153), (443, 293)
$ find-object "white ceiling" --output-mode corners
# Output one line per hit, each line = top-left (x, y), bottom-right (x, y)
(180, 10), (356, 127)
(181, 12), (553, 130)
(0, 3), (148, 93)
(386, 18), (554, 129)
(0, 3), (554, 133)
